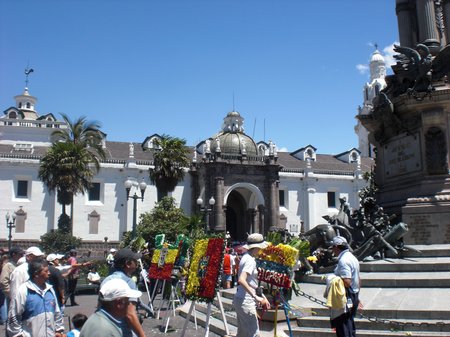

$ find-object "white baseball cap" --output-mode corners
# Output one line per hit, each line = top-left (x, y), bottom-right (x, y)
(110, 248), (117, 253)
(46, 253), (64, 262)
(25, 246), (44, 257)
(100, 278), (142, 301)
(332, 236), (348, 247)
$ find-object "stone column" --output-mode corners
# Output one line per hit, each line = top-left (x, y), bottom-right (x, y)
(443, 0), (450, 44)
(258, 205), (265, 234)
(416, 0), (440, 46)
(304, 187), (316, 231)
(268, 179), (279, 230)
(214, 177), (226, 232)
(396, 0), (415, 47)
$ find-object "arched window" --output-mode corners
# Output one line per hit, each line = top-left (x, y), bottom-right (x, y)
(375, 84), (380, 96)
(9, 111), (17, 119)
(365, 87), (369, 101)
(26, 102), (31, 109)
(18, 102), (22, 108)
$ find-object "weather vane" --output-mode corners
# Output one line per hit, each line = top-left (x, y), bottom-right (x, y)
(24, 66), (34, 88)
(374, 42), (378, 51)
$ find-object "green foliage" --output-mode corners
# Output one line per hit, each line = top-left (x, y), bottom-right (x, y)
(135, 196), (190, 248)
(266, 231), (283, 245)
(57, 213), (71, 234)
(288, 237), (310, 257)
(149, 135), (191, 200)
(40, 230), (82, 254)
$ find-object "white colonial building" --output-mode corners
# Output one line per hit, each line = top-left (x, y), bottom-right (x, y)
(0, 84), (372, 247)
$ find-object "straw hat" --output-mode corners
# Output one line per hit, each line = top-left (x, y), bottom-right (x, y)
(242, 233), (269, 250)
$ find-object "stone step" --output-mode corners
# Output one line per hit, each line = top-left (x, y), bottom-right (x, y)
(297, 316), (450, 332)
(304, 271), (450, 287)
(178, 301), (237, 337)
(294, 283), (450, 320)
(289, 327), (450, 337)
(386, 244), (450, 258)
(360, 257), (450, 272)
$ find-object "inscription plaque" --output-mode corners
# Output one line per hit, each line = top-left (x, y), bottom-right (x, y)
(384, 133), (421, 178)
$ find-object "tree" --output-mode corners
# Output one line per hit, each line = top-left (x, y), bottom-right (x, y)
(38, 114), (106, 233)
(133, 196), (197, 248)
(149, 135), (191, 201)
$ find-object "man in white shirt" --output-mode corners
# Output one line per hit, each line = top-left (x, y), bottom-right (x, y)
(9, 246), (45, 301)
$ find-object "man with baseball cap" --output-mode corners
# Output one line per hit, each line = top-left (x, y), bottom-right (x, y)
(47, 254), (66, 310)
(9, 246), (44, 301)
(101, 248), (146, 337)
(332, 236), (360, 337)
(81, 278), (142, 337)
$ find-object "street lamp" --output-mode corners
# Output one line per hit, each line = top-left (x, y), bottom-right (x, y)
(5, 212), (16, 251)
(196, 196), (215, 232)
(124, 177), (147, 240)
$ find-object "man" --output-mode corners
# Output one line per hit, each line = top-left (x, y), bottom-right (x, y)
(0, 246), (24, 303)
(106, 248), (117, 271)
(9, 246), (44, 301)
(332, 236), (360, 337)
(66, 249), (91, 306)
(80, 278), (142, 337)
(47, 253), (67, 310)
(8, 258), (64, 337)
(101, 248), (146, 337)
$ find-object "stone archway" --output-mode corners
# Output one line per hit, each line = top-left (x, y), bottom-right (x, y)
(226, 190), (248, 241)
(223, 183), (265, 241)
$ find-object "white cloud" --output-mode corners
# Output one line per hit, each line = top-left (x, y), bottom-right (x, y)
(356, 64), (369, 74)
(382, 42), (399, 67)
(278, 146), (288, 152)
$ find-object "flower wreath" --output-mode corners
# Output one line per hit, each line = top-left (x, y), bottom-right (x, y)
(185, 237), (225, 303)
(149, 234), (187, 280)
(256, 243), (298, 289)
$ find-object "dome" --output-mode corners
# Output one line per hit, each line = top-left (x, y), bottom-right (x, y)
(204, 110), (259, 156)
(370, 50), (385, 64)
(211, 132), (258, 156)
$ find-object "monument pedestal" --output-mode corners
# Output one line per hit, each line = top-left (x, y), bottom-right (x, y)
(402, 196), (450, 244)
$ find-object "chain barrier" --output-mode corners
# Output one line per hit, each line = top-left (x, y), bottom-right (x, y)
(297, 290), (450, 331)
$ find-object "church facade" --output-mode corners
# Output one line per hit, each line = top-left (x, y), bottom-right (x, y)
(0, 86), (372, 245)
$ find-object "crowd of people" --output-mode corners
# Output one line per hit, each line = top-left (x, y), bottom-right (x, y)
(0, 233), (361, 337)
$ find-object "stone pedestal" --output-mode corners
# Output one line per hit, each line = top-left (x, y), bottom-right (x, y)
(402, 197), (450, 244)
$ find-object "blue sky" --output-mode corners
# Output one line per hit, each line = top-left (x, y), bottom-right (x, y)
(0, 0), (398, 154)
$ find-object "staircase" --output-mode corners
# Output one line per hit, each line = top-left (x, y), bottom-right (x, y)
(179, 245), (450, 336)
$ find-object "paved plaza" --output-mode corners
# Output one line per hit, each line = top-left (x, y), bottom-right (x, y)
(61, 293), (221, 337)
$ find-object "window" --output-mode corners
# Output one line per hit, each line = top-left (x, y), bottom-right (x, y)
(88, 183), (101, 201)
(375, 85), (380, 96)
(17, 181), (28, 198)
(327, 191), (336, 208)
(279, 190), (285, 207)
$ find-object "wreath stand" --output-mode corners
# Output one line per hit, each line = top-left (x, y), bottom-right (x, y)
(138, 259), (154, 316)
(180, 291), (229, 337)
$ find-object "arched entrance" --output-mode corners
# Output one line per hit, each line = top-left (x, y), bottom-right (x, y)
(224, 183), (265, 242)
(226, 190), (248, 241)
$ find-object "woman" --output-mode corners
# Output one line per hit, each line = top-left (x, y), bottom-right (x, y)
(233, 233), (271, 337)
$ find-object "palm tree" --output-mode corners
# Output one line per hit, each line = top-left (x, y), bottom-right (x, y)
(149, 135), (191, 201)
(39, 114), (106, 233)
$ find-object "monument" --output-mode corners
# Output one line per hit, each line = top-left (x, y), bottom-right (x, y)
(359, 0), (450, 244)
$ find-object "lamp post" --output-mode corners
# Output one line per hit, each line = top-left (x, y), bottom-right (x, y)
(196, 196), (215, 232)
(5, 212), (16, 251)
(124, 177), (147, 240)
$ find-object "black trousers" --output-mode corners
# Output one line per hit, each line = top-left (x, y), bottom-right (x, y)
(66, 277), (78, 305)
(331, 290), (359, 337)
